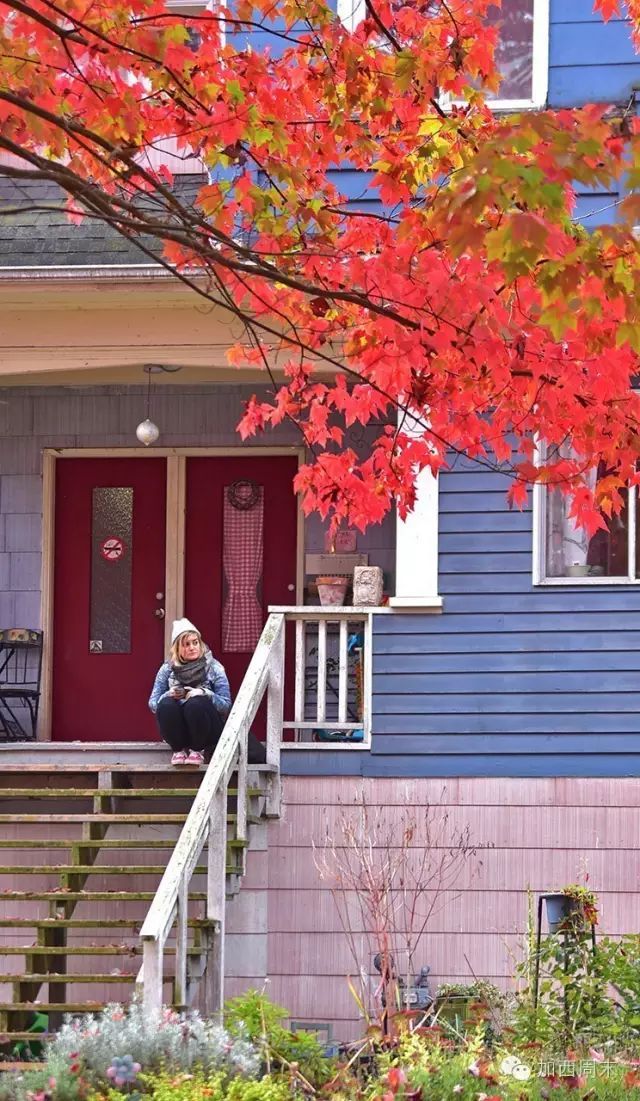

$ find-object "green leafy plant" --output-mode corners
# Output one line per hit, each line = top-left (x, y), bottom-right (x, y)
(224, 989), (335, 1087)
(510, 890), (640, 1052)
(558, 884), (599, 929)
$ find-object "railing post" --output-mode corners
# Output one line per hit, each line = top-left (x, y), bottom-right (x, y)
(235, 734), (248, 849)
(363, 612), (372, 741)
(203, 788), (227, 1017)
(174, 876), (189, 1009)
(316, 618), (327, 724)
(142, 938), (163, 1016)
(294, 618), (304, 740)
(338, 617), (348, 725)
(266, 615), (284, 817)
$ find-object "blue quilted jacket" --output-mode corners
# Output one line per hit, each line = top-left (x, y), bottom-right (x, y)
(148, 651), (232, 717)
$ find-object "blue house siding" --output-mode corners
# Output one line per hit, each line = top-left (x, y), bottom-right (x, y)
(282, 461), (640, 778)
(548, 0), (640, 107)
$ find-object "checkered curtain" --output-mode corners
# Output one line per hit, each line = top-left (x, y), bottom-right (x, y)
(222, 485), (264, 651)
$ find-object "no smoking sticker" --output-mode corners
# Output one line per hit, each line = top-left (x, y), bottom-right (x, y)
(100, 536), (125, 562)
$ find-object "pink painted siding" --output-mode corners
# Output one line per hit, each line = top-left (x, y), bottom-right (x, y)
(259, 777), (640, 1041)
(2, 775), (636, 1038)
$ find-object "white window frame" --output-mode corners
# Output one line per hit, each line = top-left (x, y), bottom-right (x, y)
(533, 478), (639, 587)
(337, 0), (549, 111)
(490, 0), (550, 111)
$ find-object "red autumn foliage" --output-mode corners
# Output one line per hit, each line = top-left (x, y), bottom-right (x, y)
(2, 1), (640, 528)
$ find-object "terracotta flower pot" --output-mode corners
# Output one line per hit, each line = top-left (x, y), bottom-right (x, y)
(316, 575), (349, 606)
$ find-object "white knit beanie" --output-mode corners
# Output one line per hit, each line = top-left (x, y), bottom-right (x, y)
(171, 617), (200, 644)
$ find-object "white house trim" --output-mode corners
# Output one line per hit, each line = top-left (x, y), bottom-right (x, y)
(389, 467), (442, 611)
(388, 411), (442, 612)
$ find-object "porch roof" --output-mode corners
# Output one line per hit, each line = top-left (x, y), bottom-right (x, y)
(0, 175), (205, 272)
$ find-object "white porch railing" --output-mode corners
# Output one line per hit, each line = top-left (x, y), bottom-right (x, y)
(139, 607), (372, 1014)
(275, 607), (372, 747)
(139, 611), (285, 1016)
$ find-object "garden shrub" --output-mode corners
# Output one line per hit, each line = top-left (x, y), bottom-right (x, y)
(47, 1001), (258, 1079)
(224, 988), (335, 1086)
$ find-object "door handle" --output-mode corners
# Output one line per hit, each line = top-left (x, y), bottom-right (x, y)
(154, 608), (165, 619)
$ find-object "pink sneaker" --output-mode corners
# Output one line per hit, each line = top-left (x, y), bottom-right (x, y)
(185, 750), (205, 767)
(171, 750), (188, 766)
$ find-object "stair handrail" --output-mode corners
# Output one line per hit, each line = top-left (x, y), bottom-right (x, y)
(139, 611), (285, 1015)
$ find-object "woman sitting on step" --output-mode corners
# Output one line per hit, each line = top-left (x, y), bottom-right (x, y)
(148, 618), (232, 768)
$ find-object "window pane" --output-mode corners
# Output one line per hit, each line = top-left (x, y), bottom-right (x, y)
(90, 487), (133, 653)
(487, 0), (534, 102)
(546, 482), (629, 579)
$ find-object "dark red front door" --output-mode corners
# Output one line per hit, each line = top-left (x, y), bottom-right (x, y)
(184, 457), (298, 705)
(52, 458), (166, 741)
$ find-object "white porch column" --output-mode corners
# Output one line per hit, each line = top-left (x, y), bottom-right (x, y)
(388, 412), (443, 611)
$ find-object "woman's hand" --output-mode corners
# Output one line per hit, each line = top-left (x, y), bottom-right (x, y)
(184, 687), (205, 699)
(169, 686), (186, 699)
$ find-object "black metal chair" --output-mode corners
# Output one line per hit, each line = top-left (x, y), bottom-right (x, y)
(0, 628), (43, 741)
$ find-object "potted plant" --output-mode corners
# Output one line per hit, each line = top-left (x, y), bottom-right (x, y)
(543, 884), (598, 934)
(316, 574), (350, 605)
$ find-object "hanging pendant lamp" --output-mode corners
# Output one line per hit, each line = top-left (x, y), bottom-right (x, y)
(136, 364), (160, 446)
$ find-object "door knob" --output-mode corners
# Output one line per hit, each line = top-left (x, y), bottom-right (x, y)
(154, 608), (165, 619)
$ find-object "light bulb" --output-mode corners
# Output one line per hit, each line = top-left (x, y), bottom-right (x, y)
(136, 418), (160, 446)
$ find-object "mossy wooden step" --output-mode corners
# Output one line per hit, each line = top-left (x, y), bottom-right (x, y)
(0, 918), (215, 928)
(2, 789), (201, 799)
(0, 1061), (44, 1071)
(0, 839), (179, 849)
(0, 1003), (120, 1013)
(0, 891), (207, 902)
(0, 761), (276, 773)
(5, 973), (144, 983)
(0, 1033), (53, 1044)
(0, 838), (248, 849)
(0, 787), (262, 799)
(5, 973), (168, 983)
(0, 865), (213, 876)
(0, 945), (201, 956)
(0, 813), (258, 825)
(0, 814), (189, 824)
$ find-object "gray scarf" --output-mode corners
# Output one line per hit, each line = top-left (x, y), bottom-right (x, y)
(169, 654), (207, 690)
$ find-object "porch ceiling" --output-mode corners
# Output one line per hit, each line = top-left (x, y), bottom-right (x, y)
(0, 276), (280, 385)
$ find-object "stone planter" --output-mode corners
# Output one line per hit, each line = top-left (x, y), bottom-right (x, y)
(353, 565), (383, 606)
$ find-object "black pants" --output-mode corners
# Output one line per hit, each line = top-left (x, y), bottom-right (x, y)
(156, 696), (225, 752)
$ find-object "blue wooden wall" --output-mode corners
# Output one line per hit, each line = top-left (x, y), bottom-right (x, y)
(281, 1), (640, 779)
(284, 461), (640, 777)
(235, 2), (638, 224)
(549, 0), (640, 109)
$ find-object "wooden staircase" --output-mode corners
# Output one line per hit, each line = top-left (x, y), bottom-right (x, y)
(0, 758), (275, 1049)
